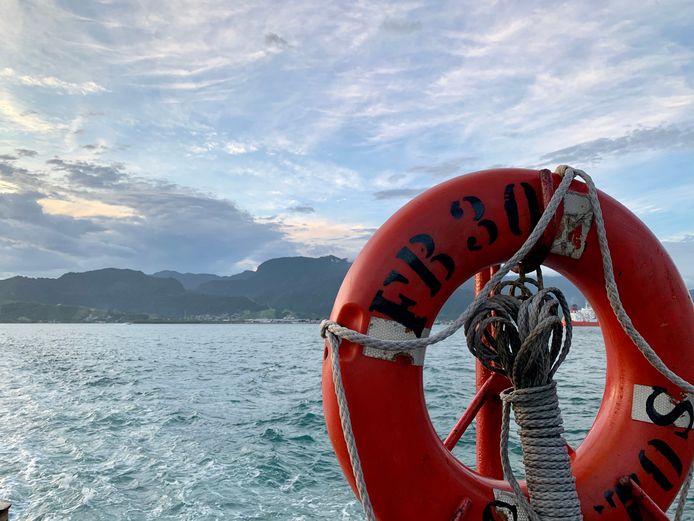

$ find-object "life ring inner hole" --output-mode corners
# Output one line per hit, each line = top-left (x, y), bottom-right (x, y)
(422, 281), (607, 478)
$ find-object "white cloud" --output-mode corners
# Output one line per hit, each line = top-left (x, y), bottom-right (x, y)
(0, 95), (62, 133)
(267, 215), (374, 260)
(1, 68), (106, 95)
(224, 142), (259, 155)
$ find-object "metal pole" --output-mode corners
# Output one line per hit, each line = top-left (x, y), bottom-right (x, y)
(0, 500), (10, 521)
(474, 265), (505, 478)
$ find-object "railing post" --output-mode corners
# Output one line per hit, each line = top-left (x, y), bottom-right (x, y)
(0, 500), (10, 521)
(474, 266), (505, 479)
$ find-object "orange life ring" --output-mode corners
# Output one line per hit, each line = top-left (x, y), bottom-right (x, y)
(322, 168), (694, 520)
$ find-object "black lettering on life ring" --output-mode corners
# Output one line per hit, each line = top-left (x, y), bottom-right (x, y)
(394, 234), (455, 296)
(396, 247), (442, 297)
(368, 291), (427, 338)
(383, 270), (409, 286)
(520, 182), (541, 228)
(504, 183), (541, 236)
(450, 196), (498, 250)
(615, 480), (645, 521)
(409, 234), (455, 280)
(482, 500), (518, 521)
(646, 386), (693, 439)
(463, 196), (485, 221)
(504, 184), (521, 235)
(639, 438), (683, 491)
(370, 234), (455, 334)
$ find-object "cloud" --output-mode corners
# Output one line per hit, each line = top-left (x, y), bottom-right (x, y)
(287, 205), (315, 214)
(269, 215), (374, 260)
(47, 159), (127, 188)
(0, 68), (106, 95)
(0, 155), (300, 275)
(0, 95), (62, 133)
(374, 188), (424, 200)
(224, 142), (259, 155)
(0, 154), (18, 161)
(15, 148), (37, 157)
(82, 143), (108, 154)
(380, 19), (422, 34)
(38, 196), (138, 219)
(408, 156), (477, 177)
(540, 123), (694, 165)
(265, 33), (289, 49)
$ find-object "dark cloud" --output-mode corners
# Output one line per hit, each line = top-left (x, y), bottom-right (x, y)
(0, 157), (298, 276)
(0, 154), (18, 161)
(82, 144), (108, 153)
(287, 205), (315, 214)
(265, 33), (289, 49)
(0, 191), (107, 277)
(0, 160), (44, 189)
(15, 148), (38, 157)
(380, 19), (422, 34)
(47, 158), (127, 188)
(408, 156), (476, 177)
(540, 123), (694, 165)
(374, 188), (424, 200)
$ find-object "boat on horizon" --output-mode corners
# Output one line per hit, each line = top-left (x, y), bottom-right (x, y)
(569, 303), (599, 327)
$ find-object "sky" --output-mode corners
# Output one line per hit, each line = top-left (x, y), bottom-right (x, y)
(1, 0), (693, 284)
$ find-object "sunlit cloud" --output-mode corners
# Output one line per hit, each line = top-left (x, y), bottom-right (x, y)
(38, 197), (138, 219)
(268, 215), (375, 260)
(0, 95), (61, 133)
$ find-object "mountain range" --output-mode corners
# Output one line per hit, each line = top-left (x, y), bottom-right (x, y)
(0, 255), (690, 322)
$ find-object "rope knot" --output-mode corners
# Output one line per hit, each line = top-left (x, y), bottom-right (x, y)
(320, 319), (335, 339)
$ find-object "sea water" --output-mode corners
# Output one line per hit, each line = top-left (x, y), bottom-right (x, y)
(0, 324), (689, 520)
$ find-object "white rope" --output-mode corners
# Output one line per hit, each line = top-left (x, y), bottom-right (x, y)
(324, 329), (376, 520)
(321, 165), (693, 520)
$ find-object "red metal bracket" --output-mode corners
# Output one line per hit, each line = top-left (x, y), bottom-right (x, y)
(616, 477), (670, 521)
(515, 169), (564, 273)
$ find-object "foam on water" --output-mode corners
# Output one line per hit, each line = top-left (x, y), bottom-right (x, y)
(0, 324), (689, 519)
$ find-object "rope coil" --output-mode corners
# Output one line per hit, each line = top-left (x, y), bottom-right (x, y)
(501, 384), (582, 521)
(463, 272), (582, 520)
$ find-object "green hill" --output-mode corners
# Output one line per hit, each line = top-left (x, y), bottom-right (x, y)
(195, 255), (351, 318)
(0, 268), (265, 320)
(0, 259), (689, 323)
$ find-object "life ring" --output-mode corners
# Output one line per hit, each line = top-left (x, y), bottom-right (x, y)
(322, 168), (694, 520)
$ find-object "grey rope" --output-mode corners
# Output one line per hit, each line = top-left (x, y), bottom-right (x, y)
(675, 466), (692, 520)
(323, 327), (376, 521)
(554, 165), (694, 395)
(501, 384), (582, 521)
(320, 165), (693, 520)
(465, 275), (582, 520)
(555, 166), (693, 520)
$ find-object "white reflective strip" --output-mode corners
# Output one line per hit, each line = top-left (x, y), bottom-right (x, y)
(492, 490), (529, 521)
(550, 191), (594, 259)
(363, 316), (429, 366)
(631, 383), (693, 429)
